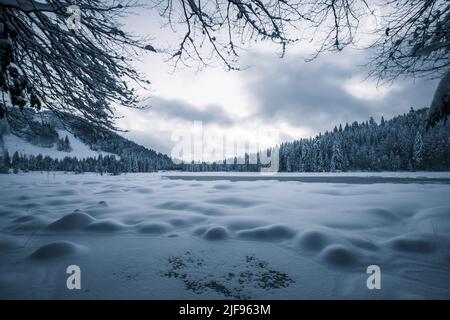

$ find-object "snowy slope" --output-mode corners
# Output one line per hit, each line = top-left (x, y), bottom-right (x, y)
(1, 108), (173, 169)
(1, 130), (117, 160)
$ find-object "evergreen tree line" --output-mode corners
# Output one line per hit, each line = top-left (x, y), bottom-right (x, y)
(181, 108), (450, 172)
(56, 135), (72, 152)
(180, 155), (262, 172)
(0, 152), (169, 175)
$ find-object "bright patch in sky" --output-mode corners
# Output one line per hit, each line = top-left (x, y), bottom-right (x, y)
(343, 76), (398, 101)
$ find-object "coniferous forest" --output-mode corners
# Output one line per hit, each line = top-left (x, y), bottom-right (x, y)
(181, 108), (450, 172)
(1, 107), (449, 174)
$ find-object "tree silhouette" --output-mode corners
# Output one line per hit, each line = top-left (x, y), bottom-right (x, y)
(0, 0), (154, 130)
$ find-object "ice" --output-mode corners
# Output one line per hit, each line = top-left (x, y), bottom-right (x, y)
(1, 171), (450, 299)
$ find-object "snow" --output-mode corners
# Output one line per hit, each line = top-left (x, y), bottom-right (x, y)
(1, 130), (117, 160)
(1, 172), (450, 299)
(163, 171), (450, 178)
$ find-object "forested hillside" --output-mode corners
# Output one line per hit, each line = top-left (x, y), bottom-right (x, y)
(182, 108), (450, 172)
(0, 108), (174, 174)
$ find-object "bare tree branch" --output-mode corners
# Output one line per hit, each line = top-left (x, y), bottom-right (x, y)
(1, 0), (154, 130)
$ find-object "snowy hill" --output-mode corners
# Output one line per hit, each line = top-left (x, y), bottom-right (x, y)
(1, 129), (117, 160)
(0, 107), (174, 172)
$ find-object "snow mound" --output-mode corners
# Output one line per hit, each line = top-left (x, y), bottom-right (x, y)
(166, 218), (197, 227)
(387, 235), (436, 254)
(225, 219), (268, 231)
(320, 245), (360, 267)
(97, 201), (108, 206)
(53, 189), (79, 196)
(236, 224), (297, 241)
(213, 184), (234, 190)
(156, 200), (193, 211)
(47, 211), (96, 231)
(133, 187), (154, 194)
(366, 208), (399, 221)
(202, 226), (230, 241)
(297, 230), (332, 252)
(30, 241), (85, 260)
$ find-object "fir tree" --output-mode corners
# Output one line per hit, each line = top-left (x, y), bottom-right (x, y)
(330, 141), (344, 172)
(413, 131), (424, 170)
(0, 151), (10, 174)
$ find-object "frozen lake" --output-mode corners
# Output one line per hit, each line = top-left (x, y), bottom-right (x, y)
(164, 174), (450, 184)
(1, 172), (450, 299)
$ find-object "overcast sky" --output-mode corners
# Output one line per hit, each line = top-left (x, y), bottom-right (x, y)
(116, 8), (437, 160)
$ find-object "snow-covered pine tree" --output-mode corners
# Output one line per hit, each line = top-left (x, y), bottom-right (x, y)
(413, 131), (424, 170)
(330, 141), (344, 172)
(3, 150), (10, 169)
(56, 135), (73, 152)
(64, 136), (72, 152)
(0, 150), (10, 173)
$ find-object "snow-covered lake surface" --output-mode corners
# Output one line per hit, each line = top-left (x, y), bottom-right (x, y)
(163, 171), (450, 178)
(163, 172), (450, 184)
(1, 172), (450, 299)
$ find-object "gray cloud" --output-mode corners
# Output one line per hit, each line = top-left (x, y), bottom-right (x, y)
(243, 52), (437, 134)
(122, 129), (174, 156)
(121, 49), (438, 155)
(120, 96), (236, 154)
(142, 96), (235, 126)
